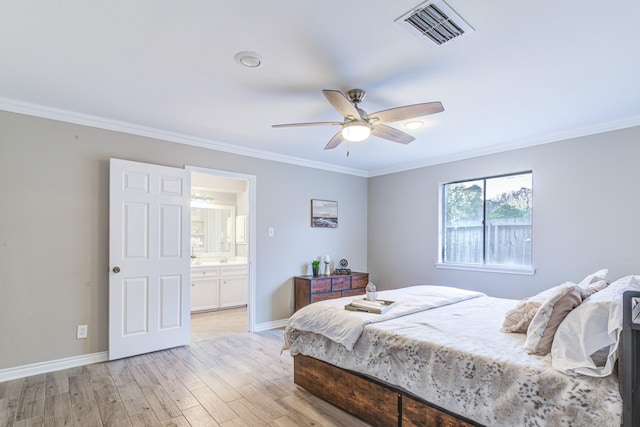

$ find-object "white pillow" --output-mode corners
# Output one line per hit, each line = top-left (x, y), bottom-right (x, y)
(551, 275), (640, 377)
(577, 268), (608, 287)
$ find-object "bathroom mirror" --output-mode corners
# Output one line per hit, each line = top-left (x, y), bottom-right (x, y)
(191, 204), (236, 257)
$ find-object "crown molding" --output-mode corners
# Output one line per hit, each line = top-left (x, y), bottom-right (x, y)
(0, 97), (369, 178)
(3, 97), (638, 179)
(368, 114), (640, 177)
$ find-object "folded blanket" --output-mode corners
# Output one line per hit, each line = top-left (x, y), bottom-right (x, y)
(284, 285), (485, 351)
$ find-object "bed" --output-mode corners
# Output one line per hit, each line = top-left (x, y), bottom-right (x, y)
(283, 276), (640, 426)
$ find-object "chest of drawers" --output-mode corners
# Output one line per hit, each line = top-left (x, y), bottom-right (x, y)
(293, 272), (369, 312)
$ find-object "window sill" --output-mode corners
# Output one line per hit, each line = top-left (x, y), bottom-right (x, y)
(435, 263), (535, 276)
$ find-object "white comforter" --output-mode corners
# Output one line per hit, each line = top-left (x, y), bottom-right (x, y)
(284, 285), (484, 351)
(286, 293), (622, 426)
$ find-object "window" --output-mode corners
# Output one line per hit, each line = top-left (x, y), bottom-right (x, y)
(440, 172), (533, 271)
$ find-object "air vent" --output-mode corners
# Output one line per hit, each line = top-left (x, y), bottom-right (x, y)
(395, 0), (474, 46)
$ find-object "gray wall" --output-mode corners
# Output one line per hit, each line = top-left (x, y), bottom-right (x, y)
(368, 126), (640, 299)
(0, 111), (368, 370)
(2, 107), (637, 372)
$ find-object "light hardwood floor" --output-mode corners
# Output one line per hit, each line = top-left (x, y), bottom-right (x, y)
(0, 321), (370, 426)
(190, 307), (248, 342)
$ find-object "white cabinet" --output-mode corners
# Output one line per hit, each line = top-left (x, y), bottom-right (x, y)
(191, 268), (220, 312)
(191, 264), (247, 312)
(220, 265), (248, 308)
(235, 215), (246, 244)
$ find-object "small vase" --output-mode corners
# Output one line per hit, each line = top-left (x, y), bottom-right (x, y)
(366, 282), (377, 301)
(312, 267), (319, 277)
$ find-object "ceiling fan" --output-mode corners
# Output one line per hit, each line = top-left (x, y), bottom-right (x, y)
(272, 89), (444, 150)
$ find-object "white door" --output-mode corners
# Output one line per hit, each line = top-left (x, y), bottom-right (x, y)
(109, 158), (191, 360)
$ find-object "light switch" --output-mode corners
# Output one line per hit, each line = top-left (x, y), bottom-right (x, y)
(267, 227), (274, 237)
(76, 324), (88, 339)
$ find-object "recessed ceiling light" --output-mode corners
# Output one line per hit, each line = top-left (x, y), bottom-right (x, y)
(404, 120), (425, 130)
(234, 51), (262, 68)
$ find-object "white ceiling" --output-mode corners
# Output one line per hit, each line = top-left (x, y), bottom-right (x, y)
(1, 1), (639, 176)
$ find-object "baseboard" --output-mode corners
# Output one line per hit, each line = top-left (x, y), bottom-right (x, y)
(254, 318), (288, 332)
(0, 351), (109, 382)
(0, 321), (289, 382)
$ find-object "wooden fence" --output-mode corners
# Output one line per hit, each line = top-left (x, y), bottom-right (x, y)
(444, 219), (531, 266)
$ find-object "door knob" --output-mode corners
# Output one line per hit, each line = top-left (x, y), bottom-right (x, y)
(112, 266), (121, 274)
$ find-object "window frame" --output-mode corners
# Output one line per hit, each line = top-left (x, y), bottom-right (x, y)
(436, 171), (535, 275)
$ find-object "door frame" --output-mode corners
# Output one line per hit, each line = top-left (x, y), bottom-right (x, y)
(187, 165), (257, 332)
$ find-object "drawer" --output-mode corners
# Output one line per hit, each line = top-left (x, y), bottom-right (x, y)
(220, 265), (247, 277)
(402, 394), (474, 427)
(310, 278), (331, 293)
(352, 274), (369, 289)
(191, 268), (220, 278)
(311, 292), (341, 303)
(341, 288), (365, 298)
(331, 276), (351, 291)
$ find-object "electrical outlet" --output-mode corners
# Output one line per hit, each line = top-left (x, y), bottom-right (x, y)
(76, 324), (88, 339)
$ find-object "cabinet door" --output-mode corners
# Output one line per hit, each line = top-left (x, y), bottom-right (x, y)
(220, 276), (247, 308)
(191, 278), (220, 312)
(235, 215), (246, 244)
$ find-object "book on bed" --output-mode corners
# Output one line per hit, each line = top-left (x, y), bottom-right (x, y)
(345, 298), (396, 314)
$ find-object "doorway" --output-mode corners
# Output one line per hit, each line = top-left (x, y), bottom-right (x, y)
(187, 166), (256, 340)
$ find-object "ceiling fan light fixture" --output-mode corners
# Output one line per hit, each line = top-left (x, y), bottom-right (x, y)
(404, 120), (425, 130)
(341, 121), (371, 142)
(272, 88), (444, 150)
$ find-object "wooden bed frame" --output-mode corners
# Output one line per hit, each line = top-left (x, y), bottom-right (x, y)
(294, 354), (478, 426)
(292, 290), (640, 427)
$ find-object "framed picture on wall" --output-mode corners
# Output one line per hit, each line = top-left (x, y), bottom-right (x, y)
(311, 199), (338, 228)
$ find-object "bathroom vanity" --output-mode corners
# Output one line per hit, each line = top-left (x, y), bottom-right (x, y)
(191, 262), (248, 312)
(190, 186), (249, 313)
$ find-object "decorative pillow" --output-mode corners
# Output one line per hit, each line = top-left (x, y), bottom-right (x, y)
(551, 275), (640, 377)
(579, 279), (610, 299)
(577, 269), (610, 298)
(501, 282), (574, 333)
(577, 268), (609, 287)
(501, 270), (609, 334)
(524, 285), (583, 355)
(501, 301), (543, 333)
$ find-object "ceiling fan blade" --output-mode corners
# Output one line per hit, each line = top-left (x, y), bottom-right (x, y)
(272, 121), (342, 128)
(322, 89), (361, 120)
(368, 102), (444, 124)
(324, 130), (345, 150)
(370, 124), (415, 144)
